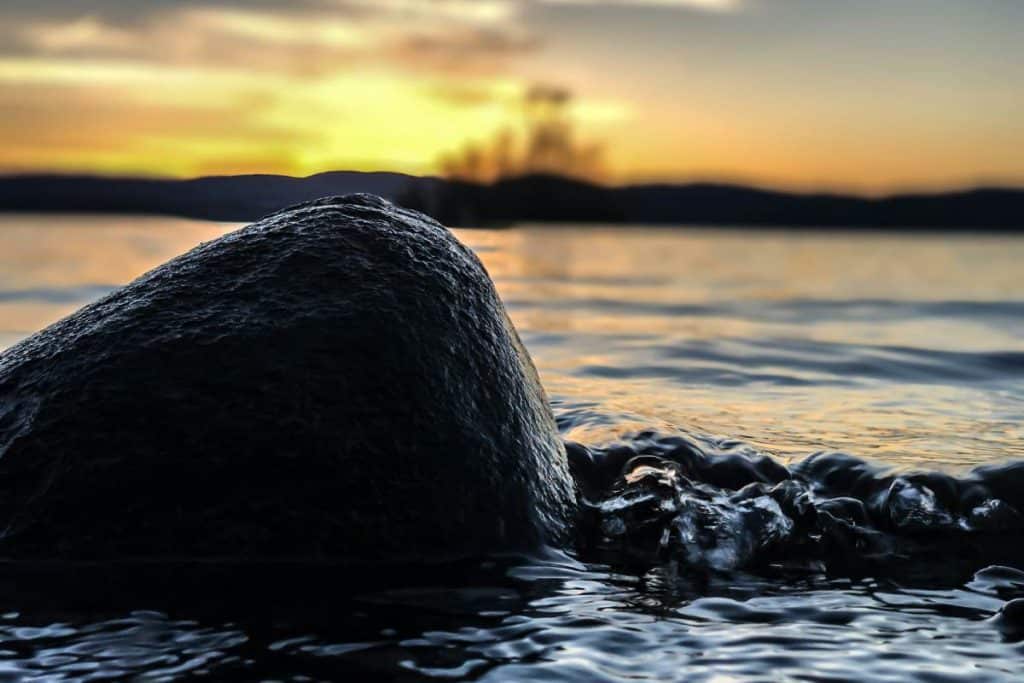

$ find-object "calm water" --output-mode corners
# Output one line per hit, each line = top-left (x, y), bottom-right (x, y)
(1, 214), (1023, 680)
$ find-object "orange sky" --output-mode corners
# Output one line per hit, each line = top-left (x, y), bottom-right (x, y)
(0, 0), (1021, 193)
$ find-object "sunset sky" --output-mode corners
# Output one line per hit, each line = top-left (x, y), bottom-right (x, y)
(1, 0), (1021, 193)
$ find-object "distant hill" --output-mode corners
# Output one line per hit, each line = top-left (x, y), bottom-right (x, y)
(1, 171), (1021, 230)
(0, 171), (437, 222)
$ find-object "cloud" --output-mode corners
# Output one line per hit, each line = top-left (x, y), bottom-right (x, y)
(0, 0), (743, 79)
(535, 0), (742, 11)
(2, 0), (536, 76)
(18, 16), (140, 53)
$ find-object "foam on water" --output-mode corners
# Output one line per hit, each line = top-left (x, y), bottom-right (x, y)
(570, 430), (1024, 582)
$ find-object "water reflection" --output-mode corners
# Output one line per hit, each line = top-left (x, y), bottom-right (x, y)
(1, 215), (1022, 470)
(464, 227), (1024, 469)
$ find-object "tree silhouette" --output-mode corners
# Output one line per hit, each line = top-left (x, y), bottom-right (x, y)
(441, 86), (606, 183)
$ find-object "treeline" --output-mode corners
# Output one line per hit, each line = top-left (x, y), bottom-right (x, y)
(399, 173), (1024, 230)
(1, 171), (1021, 230)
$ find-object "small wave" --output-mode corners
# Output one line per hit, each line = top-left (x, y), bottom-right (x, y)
(555, 335), (1024, 387)
(656, 338), (1024, 384)
(578, 363), (822, 387)
(506, 296), (1024, 324)
(0, 284), (117, 304)
(568, 431), (1024, 579)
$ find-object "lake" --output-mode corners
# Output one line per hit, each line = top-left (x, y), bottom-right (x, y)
(1, 214), (1023, 680)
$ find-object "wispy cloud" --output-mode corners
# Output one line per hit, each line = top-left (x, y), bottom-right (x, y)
(536, 0), (742, 11)
(2, 0), (743, 81)
(4, 0), (536, 75)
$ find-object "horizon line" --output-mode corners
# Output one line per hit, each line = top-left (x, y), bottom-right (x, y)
(2, 168), (1023, 201)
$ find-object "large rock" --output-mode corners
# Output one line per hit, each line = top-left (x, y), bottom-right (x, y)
(0, 195), (577, 561)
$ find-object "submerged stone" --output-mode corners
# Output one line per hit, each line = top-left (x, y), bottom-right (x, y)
(0, 194), (577, 562)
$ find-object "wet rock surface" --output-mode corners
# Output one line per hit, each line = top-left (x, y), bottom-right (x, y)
(0, 194), (577, 561)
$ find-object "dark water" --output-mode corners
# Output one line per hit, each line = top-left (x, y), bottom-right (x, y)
(1, 215), (1024, 680)
(1, 556), (1022, 682)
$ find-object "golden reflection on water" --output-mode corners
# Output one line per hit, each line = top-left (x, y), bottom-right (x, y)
(0, 215), (238, 342)
(1, 216), (1022, 471)
(456, 227), (1024, 470)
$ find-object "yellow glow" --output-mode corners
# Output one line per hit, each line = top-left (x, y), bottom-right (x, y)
(0, 2), (1021, 191)
(0, 51), (629, 179)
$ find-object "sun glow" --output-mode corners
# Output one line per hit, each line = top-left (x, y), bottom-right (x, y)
(0, 0), (1021, 191)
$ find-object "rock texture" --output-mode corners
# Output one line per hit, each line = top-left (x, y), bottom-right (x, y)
(0, 194), (577, 561)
